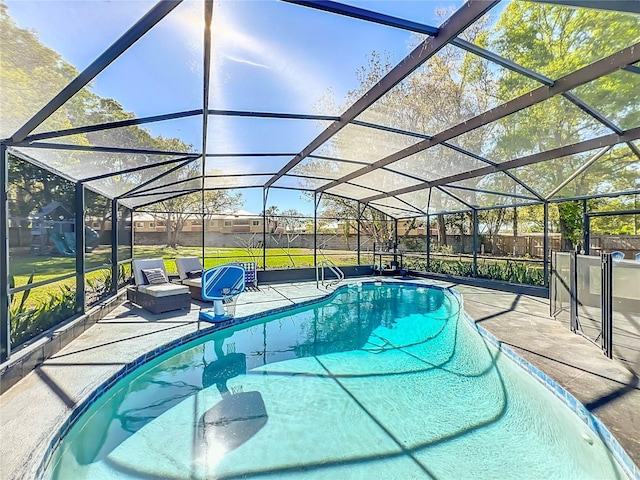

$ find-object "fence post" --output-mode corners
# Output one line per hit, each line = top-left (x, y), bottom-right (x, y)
(569, 251), (578, 333)
(601, 253), (613, 358)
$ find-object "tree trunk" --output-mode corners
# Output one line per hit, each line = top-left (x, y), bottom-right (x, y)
(558, 216), (574, 251)
(166, 213), (173, 246)
(437, 215), (447, 246)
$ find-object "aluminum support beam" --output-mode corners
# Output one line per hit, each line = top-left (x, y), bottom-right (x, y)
(451, 38), (553, 85)
(545, 146), (611, 199)
(628, 141), (640, 160)
(601, 253), (614, 358)
(205, 153), (298, 158)
(119, 158), (198, 198)
(202, 0), (214, 162)
(16, 142), (198, 157)
(588, 208), (640, 218)
(201, 0), (213, 252)
(436, 186), (474, 209)
(426, 213), (431, 272)
(356, 120), (545, 200)
(569, 251), (578, 333)
(111, 198), (119, 294)
(548, 189), (640, 204)
(357, 201), (361, 265)
(81, 155), (198, 183)
(9, 1), (182, 144)
(283, 0), (439, 36)
(1, 143), (9, 361)
(543, 202), (549, 286)
(131, 189), (201, 210)
(472, 209), (478, 277)
(75, 182), (86, 316)
(452, 39), (625, 143)
(322, 42), (640, 196)
(583, 209), (591, 255)
(209, 110), (340, 121)
(362, 125), (640, 202)
(313, 192), (318, 268)
(444, 184), (539, 202)
(263, 188), (268, 270)
(8, 147), (78, 184)
(563, 92), (623, 134)
(265, 0), (499, 189)
(16, 110), (202, 144)
(124, 177), (200, 198)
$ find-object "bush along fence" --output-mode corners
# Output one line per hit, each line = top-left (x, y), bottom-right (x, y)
(8, 266), (129, 349)
(403, 253), (545, 287)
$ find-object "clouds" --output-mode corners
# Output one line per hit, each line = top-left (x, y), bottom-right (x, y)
(208, 3), (331, 113)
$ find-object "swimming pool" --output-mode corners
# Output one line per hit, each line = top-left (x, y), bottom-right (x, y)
(43, 283), (630, 479)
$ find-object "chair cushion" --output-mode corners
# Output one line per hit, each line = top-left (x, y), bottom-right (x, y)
(142, 268), (168, 285)
(186, 269), (203, 279)
(182, 278), (201, 288)
(176, 257), (204, 280)
(138, 283), (189, 298)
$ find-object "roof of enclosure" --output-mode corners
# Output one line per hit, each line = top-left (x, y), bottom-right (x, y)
(2, 0), (639, 218)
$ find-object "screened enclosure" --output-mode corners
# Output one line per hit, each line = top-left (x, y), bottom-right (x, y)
(2, 0), (640, 361)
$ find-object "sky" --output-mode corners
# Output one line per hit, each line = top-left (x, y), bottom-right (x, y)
(6, 0), (467, 214)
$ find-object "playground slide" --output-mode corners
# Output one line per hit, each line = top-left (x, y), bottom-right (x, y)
(85, 226), (100, 251)
(49, 227), (100, 256)
(49, 231), (75, 257)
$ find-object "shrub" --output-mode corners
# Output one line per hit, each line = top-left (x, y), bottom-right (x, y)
(10, 275), (77, 348)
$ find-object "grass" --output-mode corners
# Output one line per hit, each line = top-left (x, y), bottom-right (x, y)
(9, 245), (359, 292)
(131, 245), (358, 272)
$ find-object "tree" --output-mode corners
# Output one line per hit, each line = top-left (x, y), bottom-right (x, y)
(316, 195), (395, 248)
(2, 1), (199, 216)
(262, 206), (281, 234)
(484, 2), (640, 249)
(304, 21), (497, 241)
(266, 208), (306, 267)
(8, 155), (76, 220)
(153, 188), (243, 249)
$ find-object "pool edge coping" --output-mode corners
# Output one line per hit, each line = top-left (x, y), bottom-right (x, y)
(36, 280), (639, 480)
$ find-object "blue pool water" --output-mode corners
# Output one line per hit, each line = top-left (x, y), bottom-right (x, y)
(44, 283), (629, 479)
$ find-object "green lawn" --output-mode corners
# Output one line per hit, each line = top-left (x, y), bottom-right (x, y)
(131, 245), (359, 272)
(9, 245), (359, 292)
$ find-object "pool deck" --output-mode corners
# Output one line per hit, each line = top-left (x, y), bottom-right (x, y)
(1, 277), (639, 479)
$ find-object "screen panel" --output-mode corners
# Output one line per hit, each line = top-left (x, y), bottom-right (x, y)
(208, 0), (420, 115)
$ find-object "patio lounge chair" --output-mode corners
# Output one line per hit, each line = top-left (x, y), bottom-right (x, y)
(176, 256), (205, 301)
(611, 251), (625, 262)
(128, 258), (190, 314)
(177, 257), (258, 299)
